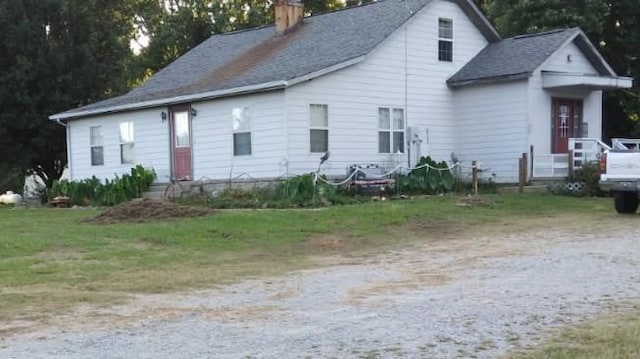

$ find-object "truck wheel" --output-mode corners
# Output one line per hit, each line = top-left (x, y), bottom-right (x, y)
(614, 191), (639, 214)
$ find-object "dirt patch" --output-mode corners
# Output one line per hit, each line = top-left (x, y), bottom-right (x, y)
(304, 234), (348, 252)
(84, 199), (216, 224)
(456, 196), (493, 207)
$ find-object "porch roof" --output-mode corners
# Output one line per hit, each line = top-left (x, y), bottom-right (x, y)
(542, 72), (633, 91)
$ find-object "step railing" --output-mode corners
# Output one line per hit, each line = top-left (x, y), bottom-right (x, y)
(532, 138), (611, 178)
(532, 153), (570, 178)
(569, 138), (610, 168)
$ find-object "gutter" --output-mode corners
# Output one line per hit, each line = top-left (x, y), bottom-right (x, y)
(49, 80), (289, 121)
(52, 117), (72, 181)
(447, 72), (531, 88)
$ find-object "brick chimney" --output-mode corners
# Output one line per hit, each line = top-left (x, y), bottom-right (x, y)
(275, 0), (304, 35)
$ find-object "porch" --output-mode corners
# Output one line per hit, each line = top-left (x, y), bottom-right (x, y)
(532, 138), (640, 179)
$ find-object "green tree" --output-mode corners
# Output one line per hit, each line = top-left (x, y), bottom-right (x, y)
(345, 0), (375, 6)
(481, 0), (640, 140)
(130, 1), (217, 78)
(0, 0), (134, 190)
(305, 0), (344, 13)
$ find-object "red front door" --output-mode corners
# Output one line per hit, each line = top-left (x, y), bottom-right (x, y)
(170, 105), (192, 181)
(552, 98), (580, 154)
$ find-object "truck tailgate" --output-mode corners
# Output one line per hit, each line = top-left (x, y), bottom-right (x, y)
(605, 152), (640, 179)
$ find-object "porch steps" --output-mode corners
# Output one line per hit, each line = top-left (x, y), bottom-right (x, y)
(143, 181), (203, 200)
(143, 183), (170, 200)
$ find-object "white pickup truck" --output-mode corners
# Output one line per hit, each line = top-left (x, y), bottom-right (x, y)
(599, 139), (640, 214)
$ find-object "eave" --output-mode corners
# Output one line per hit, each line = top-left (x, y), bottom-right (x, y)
(542, 72), (633, 91)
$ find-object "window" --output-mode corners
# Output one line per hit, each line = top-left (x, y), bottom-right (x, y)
(378, 107), (405, 153)
(310, 104), (328, 153)
(438, 18), (453, 62)
(232, 107), (251, 156)
(119, 122), (135, 164)
(174, 111), (190, 148)
(90, 126), (104, 166)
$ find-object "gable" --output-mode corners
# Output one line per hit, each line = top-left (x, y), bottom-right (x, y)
(542, 40), (599, 74)
(447, 29), (578, 87)
(448, 28), (620, 87)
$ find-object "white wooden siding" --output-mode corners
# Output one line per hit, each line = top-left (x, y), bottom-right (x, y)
(192, 91), (286, 180)
(283, 0), (489, 176)
(67, 108), (170, 182)
(454, 80), (529, 183)
(542, 41), (599, 74)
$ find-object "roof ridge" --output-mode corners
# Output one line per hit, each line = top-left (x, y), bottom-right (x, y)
(217, 24), (273, 37)
(210, 0), (391, 38)
(510, 28), (575, 40)
(305, 0), (386, 18)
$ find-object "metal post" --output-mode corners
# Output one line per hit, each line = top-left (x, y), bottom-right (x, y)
(472, 161), (478, 195)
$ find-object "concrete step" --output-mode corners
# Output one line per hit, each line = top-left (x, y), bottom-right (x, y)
(529, 178), (566, 186)
(143, 182), (194, 200)
(143, 183), (169, 200)
(143, 190), (167, 201)
(497, 185), (550, 194)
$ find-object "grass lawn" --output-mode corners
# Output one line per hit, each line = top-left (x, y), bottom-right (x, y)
(0, 193), (615, 328)
(507, 305), (640, 359)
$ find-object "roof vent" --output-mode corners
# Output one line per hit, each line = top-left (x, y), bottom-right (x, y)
(275, 0), (304, 35)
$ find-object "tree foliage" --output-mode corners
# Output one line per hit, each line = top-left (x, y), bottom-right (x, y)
(479, 0), (640, 139)
(0, 0), (133, 190)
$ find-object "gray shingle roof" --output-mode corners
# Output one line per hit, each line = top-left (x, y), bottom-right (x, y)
(447, 28), (609, 86)
(54, 0), (429, 118)
(53, 0), (500, 120)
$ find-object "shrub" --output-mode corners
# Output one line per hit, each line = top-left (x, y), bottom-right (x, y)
(573, 162), (603, 196)
(196, 174), (366, 209)
(276, 173), (319, 203)
(398, 156), (454, 195)
(49, 165), (156, 206)
(548, 162), (603, 197)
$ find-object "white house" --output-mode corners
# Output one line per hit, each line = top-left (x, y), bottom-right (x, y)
(50, 0), (632, 184)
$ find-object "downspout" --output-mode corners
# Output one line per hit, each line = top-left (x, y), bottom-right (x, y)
(53, 118), (71, 181)
(54, 118), (68, 128)
(405, 24), (410, 169)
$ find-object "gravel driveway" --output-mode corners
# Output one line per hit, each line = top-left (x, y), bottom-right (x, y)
(2, 217), (639, 358)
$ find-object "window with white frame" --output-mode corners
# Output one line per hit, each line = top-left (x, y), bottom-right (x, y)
(232, 107), (251, 156)
(119, 122), (135, 164)
(438, 18), (453, 62)
(309, 104), (328, 153)
(90, 126), (104, 166)
(378, 107), (405, 154)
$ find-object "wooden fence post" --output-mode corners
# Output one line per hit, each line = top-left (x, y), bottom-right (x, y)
(567, 149), (574, 181)
(529, 145), (534, 177)
(472, 160), (478, 195)
(518, 157), (524, 193)
(522, 152), (528, 182)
